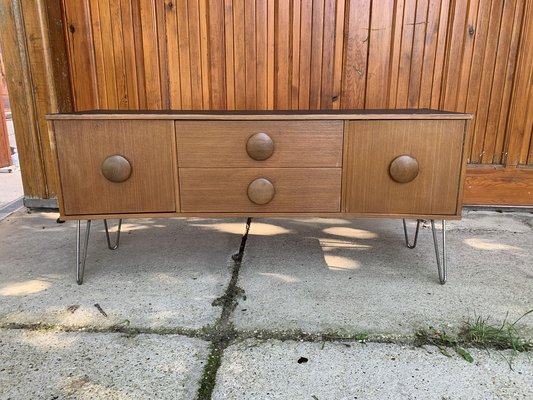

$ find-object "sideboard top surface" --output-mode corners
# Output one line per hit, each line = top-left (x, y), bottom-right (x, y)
(47, 109), (472, 121)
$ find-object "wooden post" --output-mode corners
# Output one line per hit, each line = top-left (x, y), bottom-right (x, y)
(0, 0), (72, 205)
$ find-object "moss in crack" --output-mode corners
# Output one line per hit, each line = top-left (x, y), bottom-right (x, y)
(212, 285), (245, 310)
(197, 343), (224, 400)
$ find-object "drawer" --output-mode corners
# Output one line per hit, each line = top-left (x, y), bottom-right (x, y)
(179, 168), (341, 212)
(176, 121), (343, 167)
(54, 120), (176, 215)
(343, 120), (466, 215)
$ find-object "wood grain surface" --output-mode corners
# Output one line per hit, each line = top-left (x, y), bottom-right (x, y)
(343, 120), (466, 215)
(176, 120), (343, 167)
(179, 168), (341, 212)
(54, 120), (176, 215)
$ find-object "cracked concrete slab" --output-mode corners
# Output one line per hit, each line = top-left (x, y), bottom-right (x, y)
(234, 214), (533, 336)
(213, 339), (533, 400)
(0, 210), (245, 329)
(0, 329), (209, 400)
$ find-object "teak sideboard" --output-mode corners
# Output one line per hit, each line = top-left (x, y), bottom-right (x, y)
(47, 110), (472, 285)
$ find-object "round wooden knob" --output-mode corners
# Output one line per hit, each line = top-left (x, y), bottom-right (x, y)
(389, 155), (419, 183)
(101, 155), (132, 183)
(247, 178), (275, 205)
(246, 132), (274, 161)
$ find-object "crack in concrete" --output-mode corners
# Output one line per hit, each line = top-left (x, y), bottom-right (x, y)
(196, 217), (252, 400)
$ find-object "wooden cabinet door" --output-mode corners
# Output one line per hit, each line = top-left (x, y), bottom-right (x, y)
(54, 120), (176, 216)
(343, 120), (467, 216)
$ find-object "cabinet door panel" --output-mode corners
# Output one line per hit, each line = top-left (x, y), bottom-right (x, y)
(54, 120), (176, 215)
(343, 120), (466, 215)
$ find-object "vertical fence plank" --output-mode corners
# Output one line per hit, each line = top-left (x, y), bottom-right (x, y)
(121, 0), (139, 109)
(341, 0), (370, 109)
(429, 0), (450, 108)
(165, 1), (182, 109)
(494, 0), (524, 164)
(176, 0), (192, 109)
(464, 0), (491, 162)
(332, 0), (345, 109)
(266, 0), (275, 109)
(290, 0), (301, 109)
(472, 0), (505, 164)
(88, 1), (107, 108)
(388, 0), (404, 108)
(209, 0), (226, 110)
(418, 0), (439, 108)
(245, 0), (257, 108)
(395, 0), (416, 108)
(367, 0), (394, 108)
(139, 0), (161, 109)
(62, 0), (98, 110)
(298, 0), (312, 109)
(187, 0), (204, 109)
(441, 0), (469, 110)
(275, 0), (290, 109)
(233, 0), (246, 109)
(131, 0), (147, 108)
(198, 0), (210, 109)
(309, 0), (325, 109)
(256, 0), (268, 109)
(407, 0), (430, 108)
(320, 0), (337, 109)
(156, 1), (170, 108)
(110, 0), (129, 109)
(224, 0), (236, 109)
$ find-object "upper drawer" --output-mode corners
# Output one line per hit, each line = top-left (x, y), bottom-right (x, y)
(175, 120), (343, 167)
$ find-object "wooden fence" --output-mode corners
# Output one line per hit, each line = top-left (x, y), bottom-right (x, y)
(2, 0), (533, 205)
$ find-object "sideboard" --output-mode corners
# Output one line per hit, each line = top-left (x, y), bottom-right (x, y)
(47, 110), (472, 284)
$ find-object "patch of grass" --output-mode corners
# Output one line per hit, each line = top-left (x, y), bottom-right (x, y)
(415, 327), (473, 362)
(416, 310), (533, 365)
(459, 310), (533, 353)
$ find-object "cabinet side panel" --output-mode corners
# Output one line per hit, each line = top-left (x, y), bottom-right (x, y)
(343, 120), (465, 216)
(54, 120), (175, 215)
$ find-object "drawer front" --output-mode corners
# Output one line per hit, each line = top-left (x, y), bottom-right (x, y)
(55, 120), (176, 216)
(176, 121), (343, 167)
(343, 120), (466, 215)
(180, 168), (341, 212)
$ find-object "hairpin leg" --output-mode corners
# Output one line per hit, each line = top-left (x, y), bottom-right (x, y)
(403, 219), (421, 249)
(104, 219), (122, 250)
(76, 220), (92, 285)
(431, 220), (447, 284)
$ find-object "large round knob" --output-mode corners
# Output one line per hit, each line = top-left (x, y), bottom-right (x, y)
(246, 132), (274, 161)
(247, 178), (275, 205)
(101, 155), (132, 183)
(389, 155), (419, 183)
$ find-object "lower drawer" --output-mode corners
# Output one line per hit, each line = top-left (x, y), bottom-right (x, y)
(179, 168), (341, 212)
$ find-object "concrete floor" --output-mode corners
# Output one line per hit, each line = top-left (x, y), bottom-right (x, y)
(0, 209), (532, 399)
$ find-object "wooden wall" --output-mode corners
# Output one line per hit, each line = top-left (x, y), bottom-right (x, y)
(3, 0), (533, 205)
(62, 1), (533, 169)
(0, 0), (72, 203)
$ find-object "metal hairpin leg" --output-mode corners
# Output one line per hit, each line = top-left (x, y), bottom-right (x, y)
(76, 220), (92, 285)
(431, 220), (447, 284)
(403, 219), (421, 249)
(104, 219), (123, 250)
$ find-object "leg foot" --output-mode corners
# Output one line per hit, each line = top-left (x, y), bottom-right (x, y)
(76, 220), (92, 285)
(104, 219), (122, 250)
(403, 219), (421, 249)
